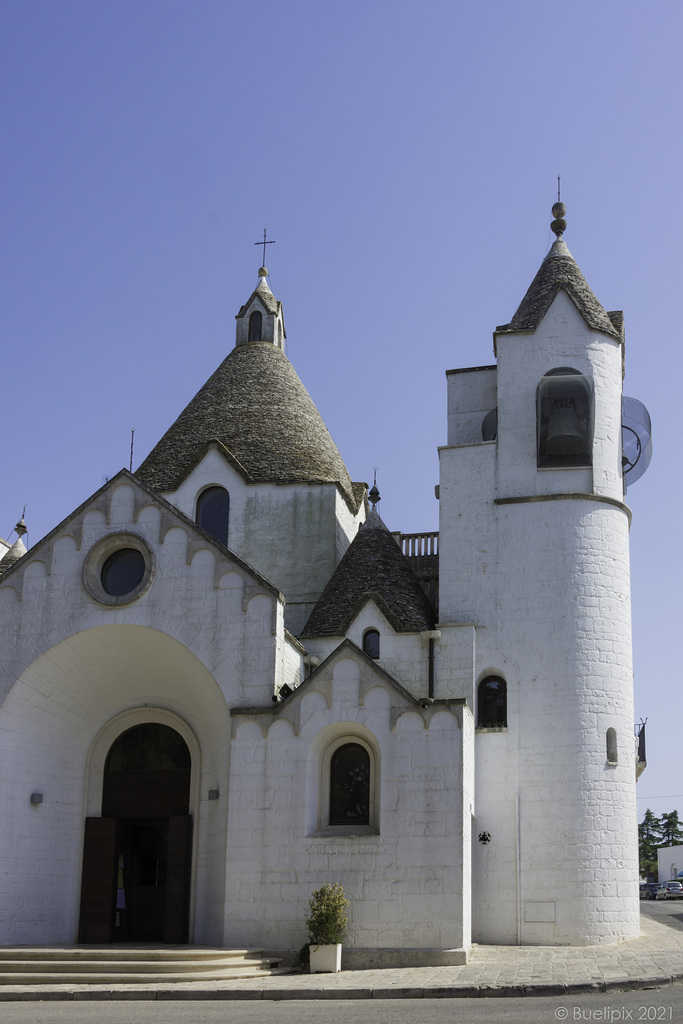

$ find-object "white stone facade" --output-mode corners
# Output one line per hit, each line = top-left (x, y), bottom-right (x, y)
(0, 229), (645, 957)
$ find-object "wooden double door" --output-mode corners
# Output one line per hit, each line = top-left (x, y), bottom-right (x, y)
(78, 724), (192, 943)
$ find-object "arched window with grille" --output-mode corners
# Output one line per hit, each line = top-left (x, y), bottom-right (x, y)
(196, 486), (230, 547)
(329, 742), (371, 826)
(477, 675), (507, 728)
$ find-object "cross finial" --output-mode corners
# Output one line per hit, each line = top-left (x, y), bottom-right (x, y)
(254, 228), (276, 268)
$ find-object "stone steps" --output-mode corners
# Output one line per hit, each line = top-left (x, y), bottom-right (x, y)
(0, 947), (284, 985)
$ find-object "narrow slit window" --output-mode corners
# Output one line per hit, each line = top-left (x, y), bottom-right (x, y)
(248, 310), (262, 342)
(606, 728), (618, 764)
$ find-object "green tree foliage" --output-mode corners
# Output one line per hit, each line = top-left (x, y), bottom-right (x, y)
(638, 809), (683, 878)
(659, 811), (683, 846)
(305, 883), (349, 945)
(639, 808), (661, 879)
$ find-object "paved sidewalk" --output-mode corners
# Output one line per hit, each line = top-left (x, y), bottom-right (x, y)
(2, 915), (682, 1001)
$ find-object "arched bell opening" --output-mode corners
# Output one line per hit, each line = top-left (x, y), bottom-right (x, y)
(537, 367), (593, 468)
(79, 722), (193, 944)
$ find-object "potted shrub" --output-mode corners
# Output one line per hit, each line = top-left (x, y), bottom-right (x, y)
(306, 882), (349, 973)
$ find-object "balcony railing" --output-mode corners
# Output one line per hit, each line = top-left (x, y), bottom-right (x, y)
(393, 532), (439, 557)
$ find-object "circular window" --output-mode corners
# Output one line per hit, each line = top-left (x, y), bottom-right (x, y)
(101, 548), (146, 597)
(83, 533), (154, 606)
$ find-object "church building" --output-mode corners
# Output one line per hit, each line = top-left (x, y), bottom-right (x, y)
(0, 205), (651, 962)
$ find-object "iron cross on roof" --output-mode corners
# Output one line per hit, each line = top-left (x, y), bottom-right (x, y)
(254, 228), (276, 267)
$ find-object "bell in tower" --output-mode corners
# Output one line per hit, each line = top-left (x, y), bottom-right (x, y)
(537, 367), (593, 467)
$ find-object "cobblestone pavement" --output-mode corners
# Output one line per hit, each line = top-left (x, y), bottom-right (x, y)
(2, 915), (682, 1001)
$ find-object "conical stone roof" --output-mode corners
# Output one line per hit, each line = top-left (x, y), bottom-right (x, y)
(301, 508), (436, 637)
(0, 536), (27, 576)
(496, 239), (622, 339)
(136, 341), (360, 508)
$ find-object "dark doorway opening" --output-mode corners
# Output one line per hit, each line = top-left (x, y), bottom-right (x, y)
(78, 723), (192, 943)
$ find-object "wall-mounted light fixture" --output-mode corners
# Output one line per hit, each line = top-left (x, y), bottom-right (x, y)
(30, 793), (43, 805)
(208, 789), (219, 801)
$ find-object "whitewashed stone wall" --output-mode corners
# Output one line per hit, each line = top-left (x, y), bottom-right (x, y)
(0, 475), (301, 944)
(439, 291), (638, 945)
(166, 447), (364, 634)
(223, 652), (473, 958)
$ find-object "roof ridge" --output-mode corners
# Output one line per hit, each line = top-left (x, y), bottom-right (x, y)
(496, 239), (621, 340)
(301, 515), (436, 637)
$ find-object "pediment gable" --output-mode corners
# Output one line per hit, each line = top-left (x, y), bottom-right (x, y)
(0, 468), (280, 598)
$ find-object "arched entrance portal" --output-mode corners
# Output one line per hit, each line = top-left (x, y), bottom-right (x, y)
(79, 723), (192, 943)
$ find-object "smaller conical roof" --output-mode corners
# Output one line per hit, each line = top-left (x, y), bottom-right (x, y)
(496, 238), (622, 340)
(235, 267), (281, 318)
(301, 509), (436, 637)
(0, 536), (27, 576)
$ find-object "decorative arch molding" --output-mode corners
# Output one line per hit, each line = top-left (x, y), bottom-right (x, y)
(309, 721), (381, 836)
(84, 707), (202, 818)
(81, 707), (202, 945)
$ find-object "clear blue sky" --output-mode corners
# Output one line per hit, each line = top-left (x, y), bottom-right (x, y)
(2, 1), (681, 829)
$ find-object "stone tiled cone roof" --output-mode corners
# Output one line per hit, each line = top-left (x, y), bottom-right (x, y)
(136, 341), (359, 507)
(0, 537), (27, 576)
(496, 239), (622, 340)
(301, 509), (436, 637)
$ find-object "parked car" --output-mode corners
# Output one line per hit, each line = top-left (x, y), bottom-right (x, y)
(640, 882), (659, 900)
(656, 881), (683, 900)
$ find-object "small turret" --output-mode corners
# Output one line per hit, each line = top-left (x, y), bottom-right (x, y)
(235, 267), (286, 349)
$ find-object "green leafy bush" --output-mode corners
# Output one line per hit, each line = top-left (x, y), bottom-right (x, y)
(305, 882), (349, 945)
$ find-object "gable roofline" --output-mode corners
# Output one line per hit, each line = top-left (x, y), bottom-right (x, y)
(494, 239), (623, 348)
(231, 637), (467, 717)
(301, 509), (436, 638)
(144, 438), (366, 515)
(135, 342), (363, 512)
(0, 468), (282, 600)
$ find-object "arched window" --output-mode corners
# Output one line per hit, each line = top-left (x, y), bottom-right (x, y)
(196, 486), (229, 546)
(362, 628), (380, 659)
(477, 676), (507, 728)
(537, 367), (593, 468)
(248, 310), (262, 342)
(329, 743), (370, 826)
(606, 727), (618, 764)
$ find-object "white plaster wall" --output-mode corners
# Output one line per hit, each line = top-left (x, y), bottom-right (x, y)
(0, 626), (230, 944)
(223, 654), (471, 954)
(658, 846), (683, 882)
(346, 602), (428, 696)
(440, 296), (637, 945)
(437, 443), (497, 626)
(494, 292), (624, 501)
(166, 450), (364, 635)
(446, 366), (497, 446)
(0, 477), (290, 944)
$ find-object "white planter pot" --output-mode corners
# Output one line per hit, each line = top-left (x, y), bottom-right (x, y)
(309, 943), (342, 973)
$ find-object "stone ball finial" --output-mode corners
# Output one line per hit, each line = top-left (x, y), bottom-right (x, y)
(551, 201), (567, 238)
(258, 266), (268, 278)
(368, 475), (380, 508)
(14, 516), (27, 538)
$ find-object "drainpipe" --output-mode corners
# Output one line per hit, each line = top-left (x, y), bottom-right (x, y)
(420, 631), (442, 699)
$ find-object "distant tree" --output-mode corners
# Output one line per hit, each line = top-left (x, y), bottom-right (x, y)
(659, 811), (683, 846)
(638, 809), (661, 879)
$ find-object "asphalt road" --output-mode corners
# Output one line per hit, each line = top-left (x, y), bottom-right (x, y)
(3, 988), (683, 1024)
(640, 896), (683, 933)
